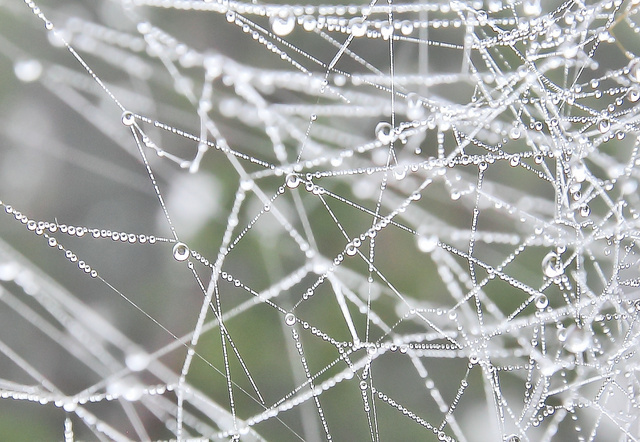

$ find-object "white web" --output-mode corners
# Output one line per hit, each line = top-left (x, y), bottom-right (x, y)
(1, 0), (640, 440)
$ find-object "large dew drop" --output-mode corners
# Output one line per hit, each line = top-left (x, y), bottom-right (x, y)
(597, 119), (610, 134)
(375, 122), (393, 144)
(284, 312), (296, 326)
(271, 14), (295, 36)
(172, 242), (190, 261)
(628, 58), (640, 83)
(417, 235), (438, 253)
(285, 173), (300, 189)
(349, 18), (367, 37)
(541, 251), (563, 278)
(14, 59), (43, 83)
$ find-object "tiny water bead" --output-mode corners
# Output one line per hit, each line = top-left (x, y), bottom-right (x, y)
(172, 242), (190, 261)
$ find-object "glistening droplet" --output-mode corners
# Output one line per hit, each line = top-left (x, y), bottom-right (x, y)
(375, 122), (393, 144)
(535, 295), (548, 309)
(173, 242), (190, 261)
(122, 111), (135, 126)
(284, 313), (296, 326)
(542, 251), (563, 278)
(271, 14), (295, 36)
(285, 174), (300, 189)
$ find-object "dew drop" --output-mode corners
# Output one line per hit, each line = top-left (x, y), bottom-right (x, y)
(579, 204), (591, 217)
(564, 326), (592, 354)
(125, 352), (149, 372)
(417, 235), (438, 253)
(523, 0), (541, 15)
(121, 111), (135, 126)
(285, 174), (300, 189)
(508, 126), (521, 140)
(349, 18), (367, 37)
(172, 242), (190, 261)
(284, 313), (296, 326)
(345, 243), (358, 256)
(240, 179), (254, 191)
(542, 251), (563, 278)
(477, 11), (488, 25)
(14, 59), (42, 83)
(375, 122), (393, 144)
(535, 295), (548, 309)
(271, 14), (295, 36)
(509, 155), (520, 167)
(557, 327), (568, 342)
(628, 59), (640, 83)
(571, 163), (587, 183)
(597, 119), (610, 134)
(505, 435), (521, 442)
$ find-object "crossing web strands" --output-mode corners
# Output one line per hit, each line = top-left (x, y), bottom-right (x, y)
(2, 0), (640, 440)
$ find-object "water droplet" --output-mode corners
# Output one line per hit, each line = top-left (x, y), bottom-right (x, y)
(628, 59), (640, 83)
(523, 0), (541, 15)
(629, 89), (640, 102)
(349, 18), (367, 37)
(375, 122), (393, 144)
(284, 313), (296, 326)
(240, 179), (254, 191)
(509, 126), (521, 140)
(542, 251), (563, 278)
(271, 14), (295, 36)
(535, 295), (548, 309)
(346, 243), (358, 256)
(285, 174), (300, 189)
(417, 235), (438, 253)
(14, 59), (42, 83)
(126, 352), (149, 372)
(557, 327), (568, 342)
(505, 435), (521, 442)
(380, 23), (393, 40)
(509, 155), (520, 167)
(579, 204), (591, 217)
(598, 119), (610, 134)
(571, 163), (587, 182)
(564, 326), (591, 353)
(406, 92), (424, 120)
(172, 242), (190, 261)
(121, 111), (135, 126)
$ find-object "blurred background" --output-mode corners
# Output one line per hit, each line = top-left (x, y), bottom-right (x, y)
(1, 0), (640, 441)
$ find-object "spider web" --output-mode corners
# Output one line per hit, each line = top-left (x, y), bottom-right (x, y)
(1, 0), (640, 440)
